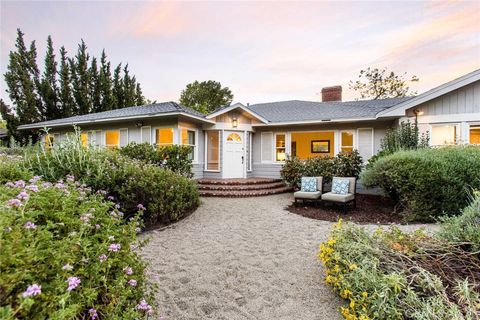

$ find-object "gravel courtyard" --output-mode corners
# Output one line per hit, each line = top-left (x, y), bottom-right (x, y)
(141, 193), (436, 320)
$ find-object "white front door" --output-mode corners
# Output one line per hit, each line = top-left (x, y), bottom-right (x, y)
(223, 131), (244, 178)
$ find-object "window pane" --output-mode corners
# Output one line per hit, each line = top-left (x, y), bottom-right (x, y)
(341, 147), (354, 153)
(156, 128), (174, 146)
(276, 134), (286, 161)
(45, 134), (54, 149)
(470, 126), (480, 145)
(206, 131), (219, 170)
(431, 125), (456, 145)
(227, 133), (241, 142)
(341, 131), (353, 147)
(141, 127), (151, 144)
(181, 129), (195, 145)
(106, 130), (120, 148)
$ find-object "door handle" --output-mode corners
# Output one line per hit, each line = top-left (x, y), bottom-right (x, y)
(241, 156), (244, 164)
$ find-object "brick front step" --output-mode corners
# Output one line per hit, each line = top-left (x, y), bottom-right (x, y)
(199, 186), (293, 198)
(198, 181), (286, 191)
(196, 178), (282, 186)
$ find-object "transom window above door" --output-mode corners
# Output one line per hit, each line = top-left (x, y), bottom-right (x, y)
(226, 133), (242, 142)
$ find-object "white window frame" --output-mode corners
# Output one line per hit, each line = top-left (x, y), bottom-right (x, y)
(204, 130), (221, 172)
(429, 123), (459, 146)
(340, 130), (355, 153)
(274, 132), (287, 163)
(140, 126), (151, 144)
(153, 126), (175, 148)
(105, 129), (121, 149)
(179, 127), (198, 164)
(247, 132), (253, 172)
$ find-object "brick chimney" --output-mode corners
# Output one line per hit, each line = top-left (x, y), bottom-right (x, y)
(321, 86), (342, 102)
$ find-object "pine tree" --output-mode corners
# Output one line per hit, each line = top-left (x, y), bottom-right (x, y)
(70, 40), (91, 115)
(58, 46), (75, 117)
(39, 36), (60, 120)
(0, 99), (21, 143)
(90, 57), (102, 112)
(4, 29), (42, 125)
(99, 50), (115, 111)
(112, 64), (124, 109)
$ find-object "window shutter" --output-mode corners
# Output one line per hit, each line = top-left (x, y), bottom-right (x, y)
(120, 129), (128, 147)
(357, 128), (373, 160)
(261, 132), (273, 162)
(141, 126), (151, 144)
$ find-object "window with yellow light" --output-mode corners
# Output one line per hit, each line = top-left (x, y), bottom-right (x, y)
(105, 130), (120, 149)
(155, 128), (174, 148)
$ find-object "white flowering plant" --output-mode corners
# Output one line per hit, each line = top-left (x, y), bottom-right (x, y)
(0, 176), (155, 319)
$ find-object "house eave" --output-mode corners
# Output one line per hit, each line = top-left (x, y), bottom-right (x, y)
(207, 103), (270, 124)
(17, 112), (215, 130)
(251, 117), (378, 127)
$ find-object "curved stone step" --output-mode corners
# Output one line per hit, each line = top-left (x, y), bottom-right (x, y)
(196, 178), (282, 186)
(199, 186), (293, 198)
(198, 181), (286, 191)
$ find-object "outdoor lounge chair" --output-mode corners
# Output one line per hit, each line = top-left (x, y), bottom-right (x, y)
(321, 177), (356, 213)
(294, 177), (323, 206)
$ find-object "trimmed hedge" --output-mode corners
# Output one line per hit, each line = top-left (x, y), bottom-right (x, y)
(119, 142), (193, 178)
(281, 150), (363, 188)
(361, 146), (480, 221)
(0, 177), (154, 319)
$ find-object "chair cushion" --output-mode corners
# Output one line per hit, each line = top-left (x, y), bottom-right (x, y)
(331, 178), (350, 195)
(294, 191), (322, 200)
(321, 192), (354, 203)
(301, 177), (317, 192)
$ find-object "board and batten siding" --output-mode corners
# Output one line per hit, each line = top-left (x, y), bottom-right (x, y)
(407, 80), (480, 117)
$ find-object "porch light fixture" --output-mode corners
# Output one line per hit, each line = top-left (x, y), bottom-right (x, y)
(232, 117), (238, 128)
(413, 109), (424, 116)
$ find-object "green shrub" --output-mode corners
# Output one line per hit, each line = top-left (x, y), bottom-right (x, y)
(367, 121), (429, 168)
(119, 142), (193, 178)
(361, 146), (480, 221)
(24, 132), (200, 227)
(98, 153), (200, 226)
(0, 155), (31, 184)
(281, 150), (363, 188)
(319, 221), (478, 319)
(0, 177), (154, 319)
(333, 150), (363, 178)
(439, 191), (480, 252)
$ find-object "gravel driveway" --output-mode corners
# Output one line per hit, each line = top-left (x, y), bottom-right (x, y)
(141, 193), (436, 320)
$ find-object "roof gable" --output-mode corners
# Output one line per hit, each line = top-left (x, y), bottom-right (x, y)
(378, 69), (480, 118)
(206, 103), (269, 123)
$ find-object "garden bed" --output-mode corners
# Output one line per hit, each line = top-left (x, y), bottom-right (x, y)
(287, 194), (405, 224)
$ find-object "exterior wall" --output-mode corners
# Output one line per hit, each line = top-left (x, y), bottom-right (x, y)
(403, 80), (480, 145)
(251, 120), (394, 178)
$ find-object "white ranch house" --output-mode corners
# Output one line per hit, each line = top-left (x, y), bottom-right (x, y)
(19, 69), (480, 179)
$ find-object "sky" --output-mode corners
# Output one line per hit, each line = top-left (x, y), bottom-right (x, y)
(1, 0), (480, 107)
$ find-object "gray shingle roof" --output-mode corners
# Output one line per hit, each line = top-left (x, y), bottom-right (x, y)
(245, 97), (413, 123)
(18, 102), (207, 129)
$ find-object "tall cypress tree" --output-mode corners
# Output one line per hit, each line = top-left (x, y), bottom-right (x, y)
(90, 57), (102, 112)
(70, 40), (91, 115)
(4, 29), (42, 125)
(58, 46), (75, 117)
(112, 64), (124, 109)
(122, 64), (137, 107)
(135, 83), (146, 105)
(99, 50), (115, 111)
(39, 35), (60, 120)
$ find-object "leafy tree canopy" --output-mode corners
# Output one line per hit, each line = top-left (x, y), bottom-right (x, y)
(179, 80), (233, 114)
(349, 67), (419, 100)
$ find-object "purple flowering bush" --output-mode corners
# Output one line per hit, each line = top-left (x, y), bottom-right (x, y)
(0, 177), (155, 319)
